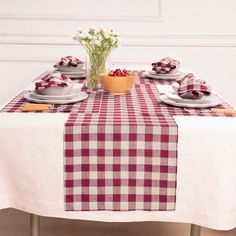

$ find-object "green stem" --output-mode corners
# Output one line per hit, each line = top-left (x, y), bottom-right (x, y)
(87, 52), (109, 89)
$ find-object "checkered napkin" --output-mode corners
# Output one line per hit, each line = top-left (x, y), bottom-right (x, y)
(35, 72), (71, 90)
(152, 57), (180, 74)
(54, 56), (83, 68)
(176, 73), (211, 99)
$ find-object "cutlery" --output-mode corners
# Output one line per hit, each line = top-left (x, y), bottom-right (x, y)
(51, 104), (76, 112)
(21, 103), (51, 111)
(211, 108), (236, 115)
(21, 103), (75, 112)
(183, 108), (211, 114)
(184, 108), (236, 115)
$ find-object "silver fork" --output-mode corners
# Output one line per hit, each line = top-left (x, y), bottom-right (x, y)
(51, 105), (74, 112)
(183, 108), (212, 114)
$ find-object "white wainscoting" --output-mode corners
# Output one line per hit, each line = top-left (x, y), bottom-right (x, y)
(0, 0), (236, 106)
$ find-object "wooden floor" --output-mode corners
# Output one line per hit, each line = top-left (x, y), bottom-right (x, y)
(0, 209), (235, 236)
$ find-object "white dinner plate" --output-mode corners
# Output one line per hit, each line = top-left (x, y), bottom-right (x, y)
(143, 71), (184, 80)
(59, 70), (86, 75)
(24, 91), (88, 104)
(159, 95), (223, 108)
(165, 92), (217, 104)
(148, 70), (184, 77)
(57, 64), (84, 72)
(66, 74), (86, 79)
(30, 85), (83, 100)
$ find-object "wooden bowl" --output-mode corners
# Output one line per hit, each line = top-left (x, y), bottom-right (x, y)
(100, 73), (137, 95)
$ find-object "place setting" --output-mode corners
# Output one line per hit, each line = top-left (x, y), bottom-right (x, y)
(23, 71), (88, 111)
(159, 73), (225, 109)
(53, 56), (86, 79)
(143, 57), (186, 80)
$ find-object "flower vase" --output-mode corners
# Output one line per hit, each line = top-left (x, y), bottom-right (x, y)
(73, 26), (121, 89)
(86, 54), (109, 89)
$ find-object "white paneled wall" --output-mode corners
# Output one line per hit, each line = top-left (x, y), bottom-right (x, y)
(0, 0), (236, 105)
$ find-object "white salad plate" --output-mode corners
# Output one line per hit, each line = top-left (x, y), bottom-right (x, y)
(30, 87), (83, 100)
(24, 91), (88, 104)
(148, 70), (184, 77)
(59, 70), (86, 75)
(65, 74), (86, 79)
(57, 64), (84, 72)
(159, 95), (223, 108)
(143, 71), (184, 80)
(165, 92), (218, 104)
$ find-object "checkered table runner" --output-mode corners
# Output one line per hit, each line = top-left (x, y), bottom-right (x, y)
(0, 72), (232, 211)
(64, 73), (232, 211)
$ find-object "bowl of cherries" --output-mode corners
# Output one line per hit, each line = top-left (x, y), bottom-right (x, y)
(100, 69), (137, 95)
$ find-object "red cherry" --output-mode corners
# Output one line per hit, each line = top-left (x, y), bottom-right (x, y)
(108, 69), (129, 77)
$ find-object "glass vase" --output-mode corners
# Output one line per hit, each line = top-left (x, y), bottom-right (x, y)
(86, 53), (109, 89)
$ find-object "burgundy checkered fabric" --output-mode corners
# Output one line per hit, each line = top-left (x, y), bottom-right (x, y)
(54, 56), (83, 68)
(152, 57), (180, 74)
(176, 73), (211, 99)
(35, 72), (71, 90)
(64, 72), (232, 211)
(1, 80), (85, 113)
(1, 71), (232, 211)
(0, 91), (80, 113)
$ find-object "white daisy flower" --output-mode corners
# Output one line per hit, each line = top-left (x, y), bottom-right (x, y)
(94, 40), (101, 46)
(77, 28), (83, 34)
(104, 33), (110, 39)
(99, 25), (105, 33)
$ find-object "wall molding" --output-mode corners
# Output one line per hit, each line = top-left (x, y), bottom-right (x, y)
(0, 58), (155, 64)
(0, 14), (162, 22)
(2, 32), (236, 38)
(0, 0), (162, 22)
(1, 33), (236, 47)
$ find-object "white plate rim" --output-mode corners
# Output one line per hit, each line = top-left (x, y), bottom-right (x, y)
(60, 70), (86, 75)
(148, 70), (184, 77)
(66, 74), (86, 79)
(57, 65), (84, 72)
(143, 71), (183, 80)
(24, 91), (88, 104)
(159, 95), (223, 108)
(30, 87), (83, 100)
(165, 92), (216, 104)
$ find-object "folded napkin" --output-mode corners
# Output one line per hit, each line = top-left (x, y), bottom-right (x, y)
(175, 73), (211, 99)
(54, 56), (83, 68)
(21, 104), (51, 111)
(35, 72), (71, 90)
(152, 57), (180, 74)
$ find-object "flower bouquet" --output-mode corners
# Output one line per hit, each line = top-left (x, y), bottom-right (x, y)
(73, 26), (121, 89)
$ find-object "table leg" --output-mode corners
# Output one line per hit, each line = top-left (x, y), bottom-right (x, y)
(190, 224), (201, 236)
(30, 214), (40, 236)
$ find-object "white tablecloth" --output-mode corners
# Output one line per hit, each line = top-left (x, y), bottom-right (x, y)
(0, 86), (236, 230)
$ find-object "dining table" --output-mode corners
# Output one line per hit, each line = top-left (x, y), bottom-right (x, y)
(0, 71), (236, 236)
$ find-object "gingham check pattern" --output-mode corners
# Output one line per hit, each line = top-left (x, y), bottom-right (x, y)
(54, 56), (83, 68)
(1, 80), (85, 113)
(152, 57), (180, 74)
(0, 72), (232, 211)
(176, 73), (211, 99)
(35, 72), (71, 90)
(64, 72), (232, 211)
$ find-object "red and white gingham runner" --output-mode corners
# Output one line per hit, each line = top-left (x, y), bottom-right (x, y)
(1, 72), (232, 211)
(64, 73), (232, 211)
